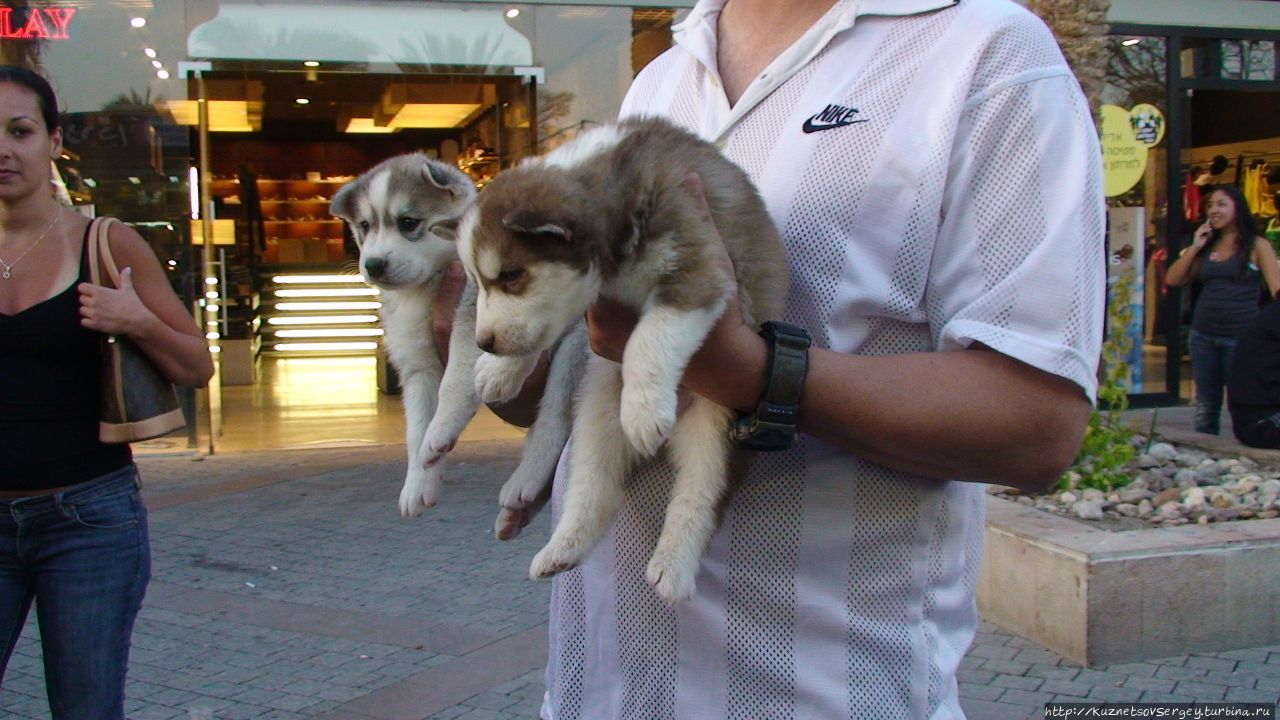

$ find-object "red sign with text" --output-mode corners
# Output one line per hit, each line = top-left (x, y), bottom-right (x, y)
(0, 8), (76, 40)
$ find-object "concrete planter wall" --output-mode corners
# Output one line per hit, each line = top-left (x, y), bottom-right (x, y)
(978, 495), (1280, 666)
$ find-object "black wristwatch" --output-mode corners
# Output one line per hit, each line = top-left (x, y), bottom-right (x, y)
(731, 321), (811, 451)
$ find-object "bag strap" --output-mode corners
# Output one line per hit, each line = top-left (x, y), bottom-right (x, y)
(87, 217), (121, 289)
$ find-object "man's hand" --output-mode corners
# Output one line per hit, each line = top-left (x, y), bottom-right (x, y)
(586, 172), (768, 414)
(431, 261), (468, 366)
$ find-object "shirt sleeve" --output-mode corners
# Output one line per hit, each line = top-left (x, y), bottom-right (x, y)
(929, 70), (1106, 402)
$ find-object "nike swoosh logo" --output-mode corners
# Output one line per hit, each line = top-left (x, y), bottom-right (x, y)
(802, 116), (869, 133)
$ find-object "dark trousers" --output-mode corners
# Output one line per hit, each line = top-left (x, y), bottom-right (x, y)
(1231, 406), (1280, 449)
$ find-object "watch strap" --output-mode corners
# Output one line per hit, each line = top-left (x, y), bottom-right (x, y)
(732, 321), (811, 451)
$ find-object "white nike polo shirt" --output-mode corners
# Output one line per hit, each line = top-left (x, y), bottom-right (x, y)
(542, 0), (1105, 718)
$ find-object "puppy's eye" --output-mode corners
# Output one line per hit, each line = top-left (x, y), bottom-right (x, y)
(497, 268), (525, 285)
(358, 220), (370, 233)
(398, 216), (423, 234)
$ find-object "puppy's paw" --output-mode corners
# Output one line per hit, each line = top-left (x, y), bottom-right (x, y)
(494, 469), (550, 541)
(419, 423), (459, 469)
(494, 505), (533, 541)
(529, 533), (592, 580)
(398, 468), (442, 518)
(475, 353), (536, 404)
(499, 466), (548, 511)
(619, 384), (676, 457)
(646, 551), (698, 604)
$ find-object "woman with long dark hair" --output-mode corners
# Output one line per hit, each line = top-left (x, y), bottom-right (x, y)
(0, 65), (212, 718)
(1167, 184), (1280, 434)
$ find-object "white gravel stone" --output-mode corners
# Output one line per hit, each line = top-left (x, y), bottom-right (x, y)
(1002, 435), (1278, 528)
(1115, 503), (1140, 517)
(1184, 487), (1207, 509)
(1072, 500), (1105, 520)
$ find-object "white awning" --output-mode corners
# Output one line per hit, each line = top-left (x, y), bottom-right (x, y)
(187, 2), (534, 67)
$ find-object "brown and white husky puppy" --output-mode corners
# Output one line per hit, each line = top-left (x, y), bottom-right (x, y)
(331, 154), (585, 538)
(456, 117), (789, 601)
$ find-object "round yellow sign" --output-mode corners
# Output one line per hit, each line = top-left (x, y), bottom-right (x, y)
(1101, 104), (1147, 197)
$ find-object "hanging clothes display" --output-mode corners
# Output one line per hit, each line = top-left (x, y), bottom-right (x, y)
(1184, 170), (1202, 222)
(1243, 161), (1266, 213)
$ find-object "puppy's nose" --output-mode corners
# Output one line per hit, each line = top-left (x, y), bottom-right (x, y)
(364, 257), (387, 278)
(477, 333), (496, 354)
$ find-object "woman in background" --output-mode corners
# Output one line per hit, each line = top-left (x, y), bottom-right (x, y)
(0, 65), (212, 719)
(1167, 184), (1280, 435)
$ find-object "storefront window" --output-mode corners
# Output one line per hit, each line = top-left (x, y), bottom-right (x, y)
(1181, 37), (1278, 81)
(1101, 34), (1169, 395)
(6, 1), (196, 309)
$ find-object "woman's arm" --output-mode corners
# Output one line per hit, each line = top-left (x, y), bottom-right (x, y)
(1253, 237), (1280, 298)
(1166, 223), (1212, 288)
(78, 221), (215, 387)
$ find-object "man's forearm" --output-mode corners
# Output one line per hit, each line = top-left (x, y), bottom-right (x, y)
(685, 342), (1090, 493)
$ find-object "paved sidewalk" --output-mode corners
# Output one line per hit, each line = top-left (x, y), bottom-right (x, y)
(0, 433), (1276, 719)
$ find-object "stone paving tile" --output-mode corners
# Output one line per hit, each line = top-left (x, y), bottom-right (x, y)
(1171, 680), (1229, 699)
(1184, 655), (1240, 672)
(992, 674), (1045, 691)
(1026, 664), (1081, 682)
(959, 682), (1005, 701)
(4, 444), (1280, 720)
(1038, 679), (1093, 697)
(1119, 676), (1177, 694)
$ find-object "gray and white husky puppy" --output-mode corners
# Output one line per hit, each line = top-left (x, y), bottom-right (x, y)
(330, 154), (586, 538)
(455, 117), (790, 601)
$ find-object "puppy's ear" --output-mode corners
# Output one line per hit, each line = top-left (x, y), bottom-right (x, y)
(423, 161), (458, 200)
(330, 181), (357, 222)
(430, 218), (459, 242)
(502, 210), (571, 242)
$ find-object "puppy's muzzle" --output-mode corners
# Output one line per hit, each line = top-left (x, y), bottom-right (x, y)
(364, 257), (388, 279)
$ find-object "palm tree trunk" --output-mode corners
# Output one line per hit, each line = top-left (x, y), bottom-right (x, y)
(1028, 0), (1112, 122)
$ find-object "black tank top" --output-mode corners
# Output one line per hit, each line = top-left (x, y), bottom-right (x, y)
(0, 222), (131, 489)
(1192, 252), (1262, 337)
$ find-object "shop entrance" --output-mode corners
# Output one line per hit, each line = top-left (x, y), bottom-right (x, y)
(187, 66), (535, 451)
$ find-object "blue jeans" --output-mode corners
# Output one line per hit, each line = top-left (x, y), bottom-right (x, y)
(0, 465), (151, 720)
(1189, 330), (1239, 435)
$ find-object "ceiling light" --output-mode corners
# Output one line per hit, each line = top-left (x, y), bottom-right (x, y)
(151, 60), (163, 69)
(275, 328), (384, 338)
(274, 301), (382, 312)
(163, 100), (258, 131)
(296, 98), (310, 105)
(271, 274), (368, 284)
(130, 17), (146, 28)
(159, 79), (263, 131)
(156, 70), (170, 80)
(387, 104), (481, 129)
(267, 314), (379, 325)
(275, 342), (379, 352)
(1122, 37), (1141, 46)
(304, 60), (320, 67)
(343, 117), (396, 134)
(275, 288), (380, 298)
(144, 48), (157, 58)
(506, 8), (520, 18)
(374, 83), (493, 129)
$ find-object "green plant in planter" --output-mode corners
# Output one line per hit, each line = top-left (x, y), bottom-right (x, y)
(1060, 266), (1137, 492)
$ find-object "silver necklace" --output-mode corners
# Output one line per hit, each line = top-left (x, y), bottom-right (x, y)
(0, 211), (61, 280)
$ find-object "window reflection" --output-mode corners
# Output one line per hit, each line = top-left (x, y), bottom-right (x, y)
(1102, 35), (1170, 395)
